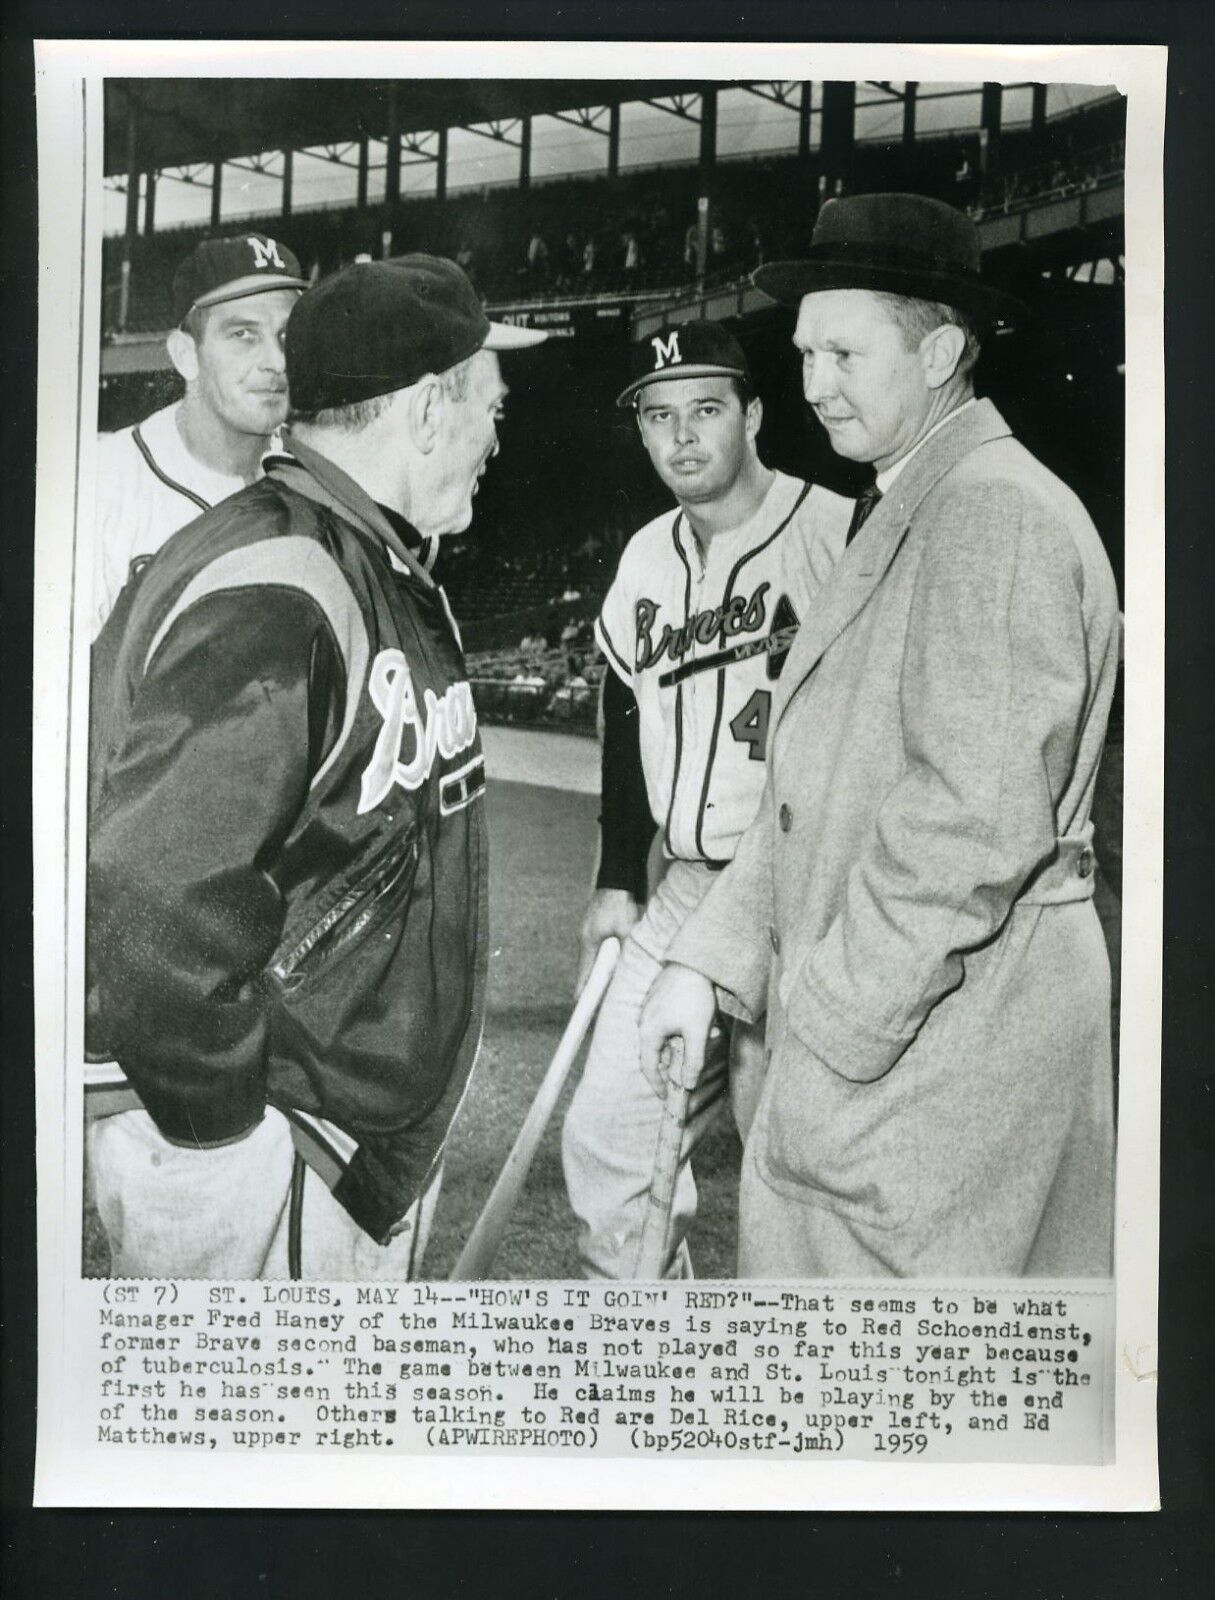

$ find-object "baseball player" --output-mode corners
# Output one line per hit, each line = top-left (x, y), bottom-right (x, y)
(91, 232), (308, 639)
(86, 256), (546, 1279)
(561, 321), (854, 1278)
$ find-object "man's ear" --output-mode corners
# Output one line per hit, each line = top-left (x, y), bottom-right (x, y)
(922, 323), (967, 391)
(745, 395), (763, 442)
(408, 376), (442, 454)
(166, 328), (199, 384)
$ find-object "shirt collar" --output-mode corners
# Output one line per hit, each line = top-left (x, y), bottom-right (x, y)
(375, 501), (438, 575)
(267, 432), (437, 587)
(875, 397), (977, 494)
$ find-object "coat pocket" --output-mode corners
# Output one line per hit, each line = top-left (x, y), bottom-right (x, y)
(270, 828), (421, 996)
(757, 1040), (921, 1232)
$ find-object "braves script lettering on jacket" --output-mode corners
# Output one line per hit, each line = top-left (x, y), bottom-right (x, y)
(361, 650), (478, 812)
(596, 470), (853, 864)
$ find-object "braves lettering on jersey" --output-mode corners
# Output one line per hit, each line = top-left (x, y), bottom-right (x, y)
(595, 470), (853, 864)
(91, 403), (272, 641)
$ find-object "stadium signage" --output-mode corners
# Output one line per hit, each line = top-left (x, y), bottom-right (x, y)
(486, 300), (632, 341)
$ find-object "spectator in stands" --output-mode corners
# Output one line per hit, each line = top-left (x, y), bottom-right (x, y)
(543, 610), (564, 649)
(684, 220), (703, 278)
(582, 235), (598, 277)
(527, 232), (550, 284)
(561, 233), (581, 286)
(91, 233), (309, 640)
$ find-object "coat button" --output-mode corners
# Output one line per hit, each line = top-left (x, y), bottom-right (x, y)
(1077, 847), (1095, 879)
(778, 803), (793, 833)
(769, 925), (781, 954)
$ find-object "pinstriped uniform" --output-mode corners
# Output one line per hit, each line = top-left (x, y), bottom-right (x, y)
(91, 403), (270, 641)
(595, 472), (853, 864)
(564, 471), (854, 1279)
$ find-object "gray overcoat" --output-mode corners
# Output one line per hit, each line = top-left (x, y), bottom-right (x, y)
(669, 399), (1121, 1278)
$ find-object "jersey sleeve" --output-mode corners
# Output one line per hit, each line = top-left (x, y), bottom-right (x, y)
(88, 586), (346, 1145)
(594, 547), (638, 683)
(786, 483), (855, 602)
(595, 665), (656, 899)
(91, 434), (136, 642)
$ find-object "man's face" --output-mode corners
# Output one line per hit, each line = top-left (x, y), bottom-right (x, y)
(635, 375), (756, 505)
(430, 348), (509, 536)
(793, 289), (933, 472)
(189, 288), (298, 438)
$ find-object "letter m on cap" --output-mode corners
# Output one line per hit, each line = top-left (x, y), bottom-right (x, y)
(651, 331), (682, 371)
(249, 236), (287, 270)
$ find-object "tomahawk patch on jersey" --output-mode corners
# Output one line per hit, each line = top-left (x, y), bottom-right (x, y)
(596, 470), (853, 864)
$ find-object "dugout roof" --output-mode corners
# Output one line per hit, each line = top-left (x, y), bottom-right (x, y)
(104, 79), (741, 177)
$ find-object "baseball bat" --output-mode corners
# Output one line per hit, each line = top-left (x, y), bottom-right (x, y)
(452, 936), (620, 1280)
(633, 1037), (691, 1279)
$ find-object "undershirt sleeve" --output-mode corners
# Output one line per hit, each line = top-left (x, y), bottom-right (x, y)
(595, 665), (656, 901)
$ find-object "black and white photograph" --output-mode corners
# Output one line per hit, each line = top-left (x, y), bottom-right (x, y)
(30, 39), (1164, 1510)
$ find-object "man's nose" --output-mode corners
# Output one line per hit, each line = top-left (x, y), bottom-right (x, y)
(260, 336), (287, 372)
(673, 413), (697, 445)
(803, 362), (834, 406)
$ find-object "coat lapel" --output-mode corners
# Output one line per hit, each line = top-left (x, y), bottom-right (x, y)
(774, 399), (1014, 727)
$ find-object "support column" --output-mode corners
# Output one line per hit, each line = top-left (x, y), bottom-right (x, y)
(519, 115), (531, 190)
(1031, 82), (1048, 136)
(820, 80), (856, 195)
(119, 94), (139, 330)
(356, 134), (369, 209)
(798, 81), (812, 162)
(383, 86), (400, 256)
(436, 125), (448, 202)
(210, 158), (223, 229)
(281, 148), (293, 218)
(143, 169), (156, 236)
(980, 81), (1003, 175)
(607, 102), (620, 180)
(697, 86), (718, 284)
(903, 82), (918, 147)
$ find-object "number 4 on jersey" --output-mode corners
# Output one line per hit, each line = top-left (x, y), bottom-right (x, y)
(728, 591), (798, 760)
(730, 688), (771, 762)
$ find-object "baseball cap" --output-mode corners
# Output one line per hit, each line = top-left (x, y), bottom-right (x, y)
(172, 233), (309, 326)
(616, 321), (752, 409)
(285, 254), (548, 414)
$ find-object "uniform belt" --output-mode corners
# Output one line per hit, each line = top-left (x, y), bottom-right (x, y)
(1019, 826), (1099, 905)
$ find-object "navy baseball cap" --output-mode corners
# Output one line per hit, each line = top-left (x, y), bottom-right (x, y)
(173, 233), (309, 326)
(286, 254), (548, 414)
(616, 321), (752, 409)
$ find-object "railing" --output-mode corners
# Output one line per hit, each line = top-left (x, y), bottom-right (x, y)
(973, 140), (1125, 219)
(469, 676), (598, 734)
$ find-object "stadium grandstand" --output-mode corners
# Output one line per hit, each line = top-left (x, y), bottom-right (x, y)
(99, 78), (1126, 733)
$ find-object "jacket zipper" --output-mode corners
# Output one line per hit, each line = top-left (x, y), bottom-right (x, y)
(272, 833), (419, 988)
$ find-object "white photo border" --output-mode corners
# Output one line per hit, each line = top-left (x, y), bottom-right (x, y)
(32, 37), (1164, 1511)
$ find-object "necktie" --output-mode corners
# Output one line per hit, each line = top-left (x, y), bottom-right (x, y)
(845, 483), (883, 546)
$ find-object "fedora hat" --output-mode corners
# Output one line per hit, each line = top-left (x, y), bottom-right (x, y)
(753, 192), (1025, 328)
